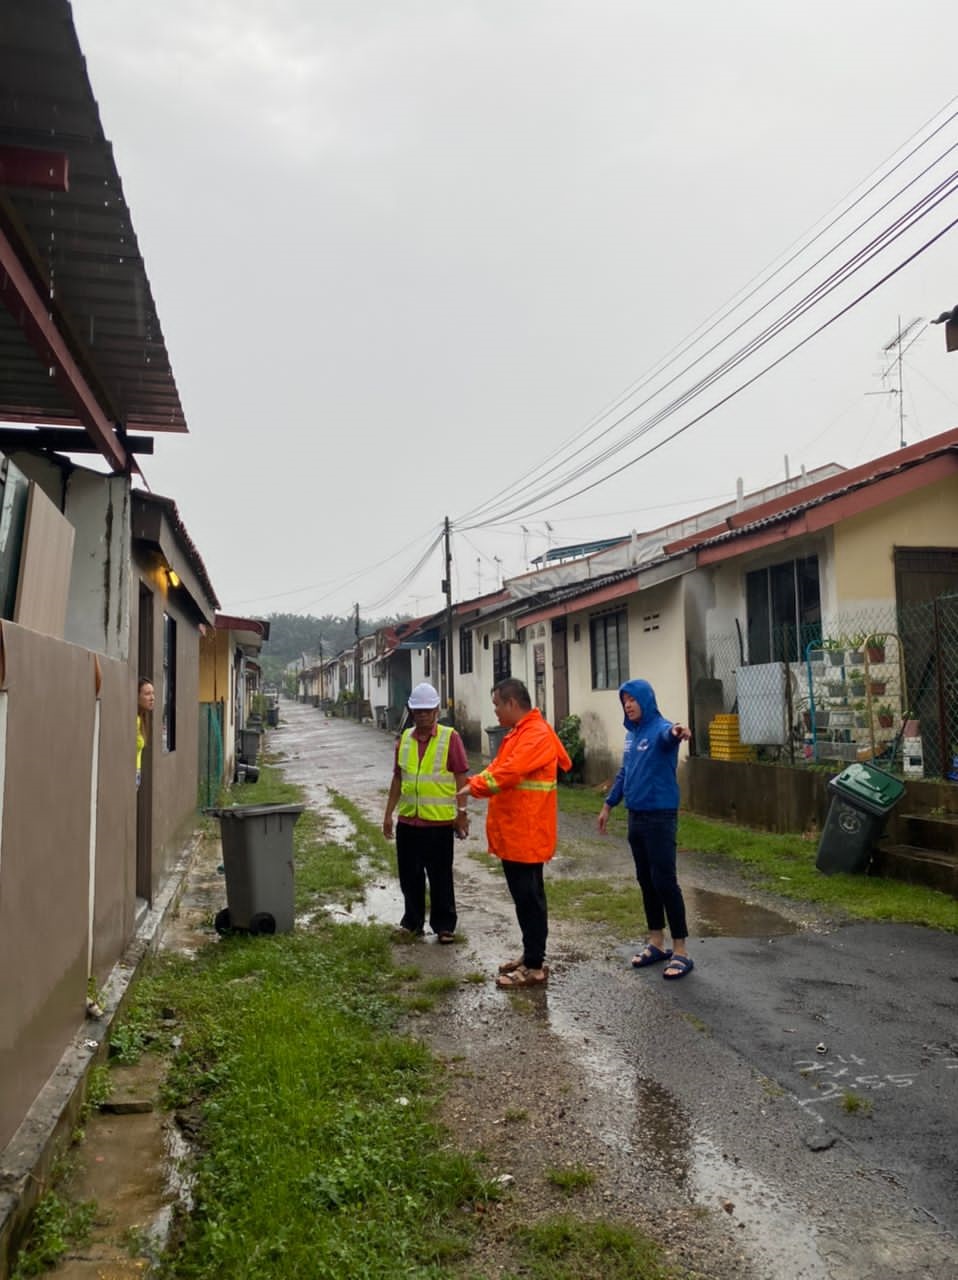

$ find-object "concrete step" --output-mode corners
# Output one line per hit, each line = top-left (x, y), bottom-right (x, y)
(899, 813), (958, 855)
(872, 843), (958, 897)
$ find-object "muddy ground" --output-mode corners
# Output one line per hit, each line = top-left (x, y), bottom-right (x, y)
(42, 702), (958, 1279)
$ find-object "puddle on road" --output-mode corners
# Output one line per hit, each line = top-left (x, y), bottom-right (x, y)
(684, 886), (797, 939)
(546, 1003), (827, 1278)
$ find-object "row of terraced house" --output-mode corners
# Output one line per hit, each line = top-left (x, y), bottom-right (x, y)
(298, 428), (958, 839)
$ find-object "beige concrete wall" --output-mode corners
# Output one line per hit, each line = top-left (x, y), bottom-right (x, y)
(833, 473), (958, 607)
(0, 625), (97, 1150)
(564, 579), (689, 782)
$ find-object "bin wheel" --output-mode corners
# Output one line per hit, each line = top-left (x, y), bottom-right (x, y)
(249, 912), (276, 936)
(214, 907), (233, 935)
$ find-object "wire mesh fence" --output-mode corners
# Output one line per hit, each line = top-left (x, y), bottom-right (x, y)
(700, 599), (958, 779)
(199, 701), (225, 808)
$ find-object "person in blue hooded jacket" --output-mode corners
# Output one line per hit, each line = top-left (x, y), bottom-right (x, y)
(597, 678), (694, 979)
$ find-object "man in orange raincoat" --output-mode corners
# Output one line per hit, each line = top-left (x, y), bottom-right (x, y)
(461, 678), (571, 989)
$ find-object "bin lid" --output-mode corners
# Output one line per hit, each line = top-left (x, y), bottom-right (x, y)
(205, 803), (306, 821)
(828, 763), (905, 814)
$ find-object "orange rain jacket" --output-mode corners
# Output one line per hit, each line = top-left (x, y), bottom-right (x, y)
(468, 709), (572, 863)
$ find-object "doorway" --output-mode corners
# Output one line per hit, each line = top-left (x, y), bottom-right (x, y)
(552, 619), (569, 725)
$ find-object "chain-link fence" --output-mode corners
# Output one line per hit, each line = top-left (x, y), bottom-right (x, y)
(697, 599), (958, 779)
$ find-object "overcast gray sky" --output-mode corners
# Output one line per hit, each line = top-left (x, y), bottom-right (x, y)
(71, 1), (958, 620)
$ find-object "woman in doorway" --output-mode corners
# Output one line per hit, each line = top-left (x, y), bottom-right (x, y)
(137, 677), (154, 789)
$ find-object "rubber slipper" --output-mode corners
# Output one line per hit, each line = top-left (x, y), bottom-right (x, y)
(631, 944), (673, 969)
(498, 957), (525, 974)
(495, 965), (549, 989)
(437, 932), (456, 945)
(662, 955), (694, 980)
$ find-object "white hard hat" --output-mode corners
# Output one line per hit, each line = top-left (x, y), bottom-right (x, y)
(408, 682), (440, 710)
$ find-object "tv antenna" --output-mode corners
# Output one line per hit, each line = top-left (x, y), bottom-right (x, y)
(867, 315), (925, 448)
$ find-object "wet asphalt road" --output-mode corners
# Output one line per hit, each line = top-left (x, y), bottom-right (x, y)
(273, 702), (958, 1280)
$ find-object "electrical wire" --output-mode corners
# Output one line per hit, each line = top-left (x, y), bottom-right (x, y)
(359, 526), (446, 614)
(225, 523), (443, 612)
(462, 172), (958, 527)
(455, 99), (958, 528)
(501, 212), (958, 522)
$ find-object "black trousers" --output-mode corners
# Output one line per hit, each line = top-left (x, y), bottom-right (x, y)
(627, 809), (688, 940)
(501, 859), (548, 970)
(395, 822), (457, 935)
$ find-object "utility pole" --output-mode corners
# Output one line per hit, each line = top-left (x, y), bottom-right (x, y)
(443, 516), (455, 726)
(354, 602), (362, 720)
(318, 634), (324, 708)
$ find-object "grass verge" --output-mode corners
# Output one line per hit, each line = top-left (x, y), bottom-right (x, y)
(134, 926), (495, 1278)
(556, 781), (957, 932)
(677, 813), (958, 931)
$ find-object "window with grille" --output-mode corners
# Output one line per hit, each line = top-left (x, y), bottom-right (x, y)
(590, 609), (628, 689)
(459, 628), (474, 674)
(745, 556), (821, 663)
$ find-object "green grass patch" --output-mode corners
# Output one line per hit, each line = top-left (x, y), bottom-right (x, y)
(12, 1192), (96, 1278)
(546, 1164), (597, 1193)
(678, 814), (958, 931)
(841, 1090), (873, 1115)
(329, 791), (393, 874)
(420, 976), (459, 996)
(557, 784), (625, 825)
(547, 877), (645, 934)
(126, 923), (496, 1278)
(508, 1216), (676, 1280)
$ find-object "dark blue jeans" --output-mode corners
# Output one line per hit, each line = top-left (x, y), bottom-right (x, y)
(627, 809), (688, 941)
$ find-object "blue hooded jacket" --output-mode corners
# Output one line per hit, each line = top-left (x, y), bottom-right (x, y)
(604, 678), (680, 812)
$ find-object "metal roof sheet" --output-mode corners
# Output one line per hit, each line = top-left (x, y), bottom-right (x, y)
(0, 0), (186, 437)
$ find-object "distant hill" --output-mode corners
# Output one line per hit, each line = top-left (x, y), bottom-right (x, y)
(259, 612), (410, 684)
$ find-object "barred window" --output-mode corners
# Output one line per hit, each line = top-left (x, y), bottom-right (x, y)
(459, 628), (474, 674)
(492, 639), (511, 682)
(590, 609), (628, 690)
(746, 556), (821, 663)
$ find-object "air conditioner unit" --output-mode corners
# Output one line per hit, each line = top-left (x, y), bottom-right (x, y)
(499, 617), (518, 643)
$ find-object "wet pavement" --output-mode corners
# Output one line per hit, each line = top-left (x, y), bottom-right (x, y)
(34, 701), (956, 1279)
(274, 702), (958, 1280)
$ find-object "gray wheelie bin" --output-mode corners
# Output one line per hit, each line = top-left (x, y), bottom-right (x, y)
(816, 762), (905, 875)
(207, 803), (305, 935)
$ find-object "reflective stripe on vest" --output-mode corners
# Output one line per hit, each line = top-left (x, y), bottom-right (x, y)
(397, 725), (457, 820)
(516, 779), (557, 792)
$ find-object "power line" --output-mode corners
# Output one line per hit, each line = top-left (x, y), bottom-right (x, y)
(455, 99), (958, 528)
(462, 171), (958, 527)
(501, 212), (958, 522)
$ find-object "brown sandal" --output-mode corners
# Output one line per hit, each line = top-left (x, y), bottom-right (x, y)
(495, 965), (549, 989)
(498, 957), (525, 974)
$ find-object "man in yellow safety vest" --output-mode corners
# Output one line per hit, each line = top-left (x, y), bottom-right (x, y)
(382, 683), (470, 942)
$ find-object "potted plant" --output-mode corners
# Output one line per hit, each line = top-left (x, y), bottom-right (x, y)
(865, 633), (887, 664)
(821, 638), (845, 666)
(826, 679), (846, 697)
(852, 699), (868, 729)
(876, 703), (894, 729)
(868, 679), (886, 697)
(847, 669), (865, 697)
(845, 633), (867, 665)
